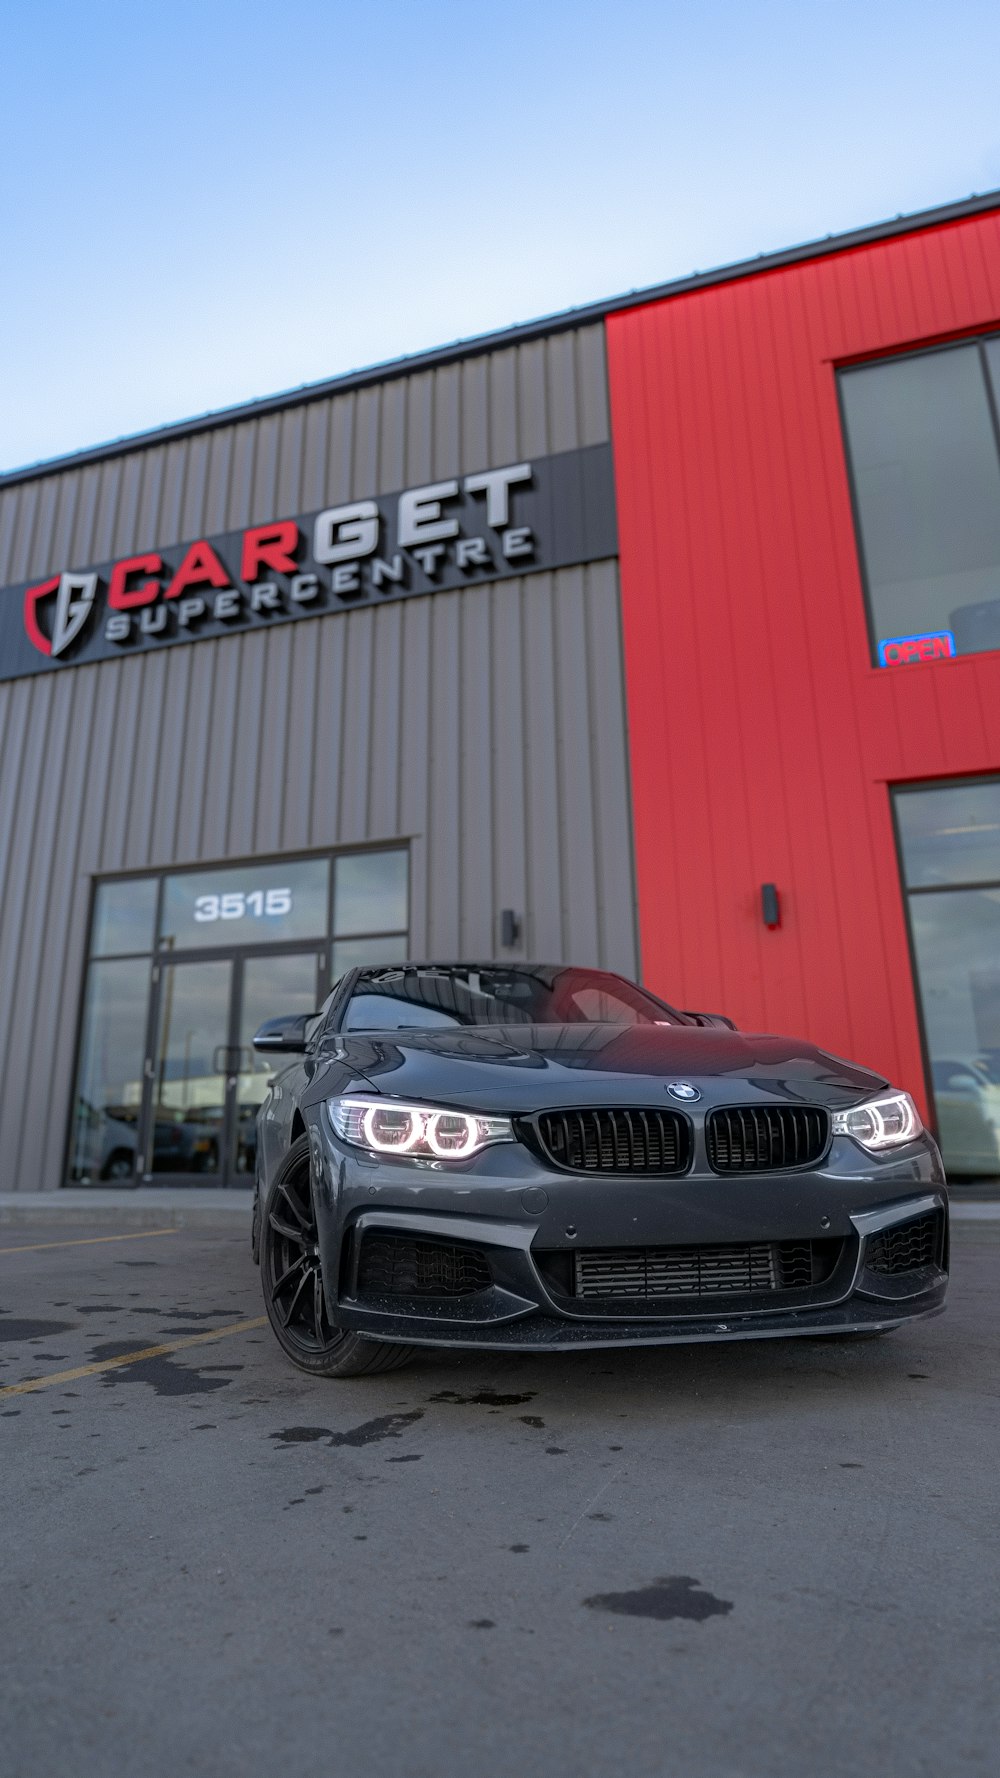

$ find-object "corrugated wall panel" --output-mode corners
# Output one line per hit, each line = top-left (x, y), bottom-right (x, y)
(0, 323), (633, 1190)
(0, 561), (633, 1190)
(7, 327), (608, 581)
(607, 208), (1000, 1112)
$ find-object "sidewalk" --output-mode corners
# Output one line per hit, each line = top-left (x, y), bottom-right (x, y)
(1, 1188), (997, 1228)
(0, 1189), (253, 1228)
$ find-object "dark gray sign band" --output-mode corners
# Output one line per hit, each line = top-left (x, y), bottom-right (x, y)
(0, 443), (617, 683)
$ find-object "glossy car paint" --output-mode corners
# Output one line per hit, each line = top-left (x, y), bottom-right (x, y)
(255, 976), (948, 1354)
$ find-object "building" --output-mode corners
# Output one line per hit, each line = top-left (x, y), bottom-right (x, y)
(2, 191), (1000, 1192)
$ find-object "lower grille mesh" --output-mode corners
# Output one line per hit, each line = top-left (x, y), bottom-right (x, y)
(357, 1234), (491, 1297)
(572, 1240), (840, 1301)
(865, 1212), (941, 1275)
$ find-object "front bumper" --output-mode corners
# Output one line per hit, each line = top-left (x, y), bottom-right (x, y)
(305, 1118), (949, 1352)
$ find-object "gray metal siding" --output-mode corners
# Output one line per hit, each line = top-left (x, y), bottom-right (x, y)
(0, 568), (637, 1193)
(0, 325), (637, 1192)
(2, 326), (609, 581)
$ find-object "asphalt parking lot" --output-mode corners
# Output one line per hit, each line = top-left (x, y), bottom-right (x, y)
(2, 1216), (999, 1778)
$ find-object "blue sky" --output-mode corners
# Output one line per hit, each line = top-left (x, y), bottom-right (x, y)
(2, 0), (999, 472)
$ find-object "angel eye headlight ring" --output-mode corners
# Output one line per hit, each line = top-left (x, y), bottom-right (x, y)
(328, 1096), (514, 1161)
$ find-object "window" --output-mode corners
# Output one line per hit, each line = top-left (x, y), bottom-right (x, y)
(337, 965), (681, 1032)
(160, 858), (329, 951)
(66, 847), (409, 1184)
(895, 779), (1000, 1178)
(840, 336), (1000, 663)
(331, 850), (409, 975)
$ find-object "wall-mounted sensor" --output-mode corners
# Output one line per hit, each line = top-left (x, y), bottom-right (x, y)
(761, 883), (781, 929)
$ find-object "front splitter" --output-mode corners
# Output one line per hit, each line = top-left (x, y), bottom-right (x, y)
(333, 1293), (946, 1352)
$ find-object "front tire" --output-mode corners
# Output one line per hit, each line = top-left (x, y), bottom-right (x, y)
(259, 1134), (416, 1378)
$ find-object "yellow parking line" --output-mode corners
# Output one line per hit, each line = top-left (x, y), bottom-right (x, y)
(0, 1228), (182, 1256)
(0, 1316), (268, 1397)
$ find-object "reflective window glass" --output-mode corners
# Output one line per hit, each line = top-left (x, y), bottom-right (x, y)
(151, 960), (231, 1175)
(896, 779), (1000, 887)
(908, 888), (1000, 1178)
(160, 858), (329, 950)
(332, 933), (409, 975)
(91, 878), (157, 957)
(235, 952), (323, 1175)
(840, 343), (1000, 661)
(68, 958), (149, 1182)
(334, 850), (408, 936)
(895, 779), (1000, 1178)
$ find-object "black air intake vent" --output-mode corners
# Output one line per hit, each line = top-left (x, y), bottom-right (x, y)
(356, 1234), (491, 1298)
(706, 1106), (829, 1172)
(530, 1107), (691, 1175)
(865, 1212), (942, 1275)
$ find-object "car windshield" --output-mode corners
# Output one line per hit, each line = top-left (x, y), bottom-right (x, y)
(339, 965), (687, 1032)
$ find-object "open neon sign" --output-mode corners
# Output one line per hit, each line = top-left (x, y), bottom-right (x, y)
(878, 630), (956, 667)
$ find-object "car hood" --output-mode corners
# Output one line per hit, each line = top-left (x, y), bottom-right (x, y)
(334, 1024), (887, 1113)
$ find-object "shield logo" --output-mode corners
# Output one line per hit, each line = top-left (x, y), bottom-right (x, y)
(23, 571), (98, 659)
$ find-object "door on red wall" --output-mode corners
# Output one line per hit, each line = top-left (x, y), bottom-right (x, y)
(895, 778), (1000, 1180)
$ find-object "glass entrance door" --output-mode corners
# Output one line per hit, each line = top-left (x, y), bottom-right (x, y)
(142, 949), (323, 1185)
(233, 952), (324, 1179)
(147, 959), (232, 1181)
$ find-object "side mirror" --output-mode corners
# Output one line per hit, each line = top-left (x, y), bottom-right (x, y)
(252, 1014), (311, 1054)
(683, 1011), (738, 1031)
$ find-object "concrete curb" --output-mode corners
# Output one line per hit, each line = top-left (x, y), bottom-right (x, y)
(0, 1189), (253, 1229)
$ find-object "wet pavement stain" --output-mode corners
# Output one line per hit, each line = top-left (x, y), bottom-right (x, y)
(429, 1389), (536, 1407)
(545, 1447), (567, 1455)
(385, 1453), (422, 1463)
(0, 1319), (74, 1343)
(75, 1305), (126, 1315)
(468, 1619), (495, 1629)
(588, 1512), (613, 1521)
(519, 1415), (545, 1428)
(509, 1543), (530, 1553)
(270, 1411), (424, 1449)
(584, 1576), (733, 1624)
(90, 1344), (235, 1397)
(147, 1308), (238, 1321)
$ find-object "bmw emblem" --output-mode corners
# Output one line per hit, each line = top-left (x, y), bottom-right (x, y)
(667, 1081), (701, 1102)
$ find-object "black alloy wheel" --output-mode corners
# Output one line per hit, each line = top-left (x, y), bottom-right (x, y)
(259, 1133), (416, 1378)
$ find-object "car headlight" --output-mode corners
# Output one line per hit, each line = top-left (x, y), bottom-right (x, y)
(832, 1091), (922, 1152)
(327, 1096), (514, 1160)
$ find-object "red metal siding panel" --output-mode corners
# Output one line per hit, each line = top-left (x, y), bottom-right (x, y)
(608, 210), (1000, 1116)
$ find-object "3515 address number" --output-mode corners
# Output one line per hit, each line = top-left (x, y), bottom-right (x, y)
(193, 889), (293, 922)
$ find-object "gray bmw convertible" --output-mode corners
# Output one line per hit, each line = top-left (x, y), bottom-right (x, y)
(251, 963), (948, 1377)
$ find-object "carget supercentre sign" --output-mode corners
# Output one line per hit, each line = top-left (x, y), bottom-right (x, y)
(0, 443), (617, 682)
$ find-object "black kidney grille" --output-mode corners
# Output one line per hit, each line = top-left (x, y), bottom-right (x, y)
(356, 1234), (491, 1297)
(706, 1105), (829, 1172)
(866, 1212), (942, 1275)
(534, 1108), (690, 1175)
(572, 1238), (842, 1301)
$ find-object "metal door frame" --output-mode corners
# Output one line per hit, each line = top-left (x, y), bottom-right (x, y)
(139, 940), (328, 1187)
